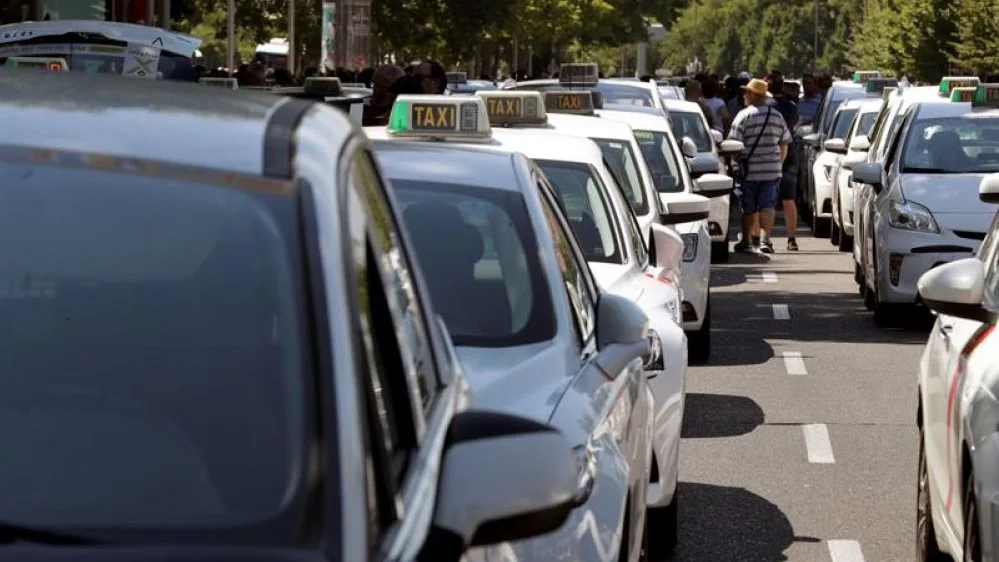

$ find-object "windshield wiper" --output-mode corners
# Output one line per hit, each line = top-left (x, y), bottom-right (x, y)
(902, 167), (956, 174)
(0, 521), (106, 545)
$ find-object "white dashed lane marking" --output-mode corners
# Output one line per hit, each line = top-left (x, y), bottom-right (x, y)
(782, 351), (807, 375)
(827, 539), (865, 562)
(762, 271), (779, 283)
(772, 304), (790, 320)
(803, 424), (836, 464)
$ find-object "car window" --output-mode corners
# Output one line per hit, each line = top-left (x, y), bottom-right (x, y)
(595, 82), (655, 107)
(0, 161), (309, 529)
(900, 114), (999, 173)
(634, 129), (684, 193)
(592, 138), (650, 215)
(985, 229), (999, 308)
(0, 40), (195, 80)
(392, 179), (556, 348)
(857, 111), (879, 137)
(536, 181), (597, 345)
(669, 111), (713, 152)
(831, 108), (859, 140)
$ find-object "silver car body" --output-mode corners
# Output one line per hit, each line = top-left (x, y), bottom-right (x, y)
(830, 98), (883, 240)
(800, 81), (866, 218)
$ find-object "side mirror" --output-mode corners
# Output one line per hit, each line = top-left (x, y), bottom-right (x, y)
(980, 173), (999, 204)
(795, 124), (814, 138)
(803, 132), (821, 148)
(693, 172), (734, 198)
(681, 136), (698, 158)
(595, 293), (650, 362)
(688, 154), (719, 177)
(658, 192), (712, 224)
(427, 410), (578, 554)
(709, 129), (723, 144)
(823, 138), (847, 154)
(718, 139), (745, 156)
(649, 222), (684, 271)
(852, 162), (884, 191)
(917, 258), (994, 322)
(850, 135), (871, 152)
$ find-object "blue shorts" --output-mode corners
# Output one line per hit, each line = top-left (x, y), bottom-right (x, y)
(740, 179), (780, 214)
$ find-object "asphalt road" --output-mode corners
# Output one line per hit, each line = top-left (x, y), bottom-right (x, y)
(663, 218), (934, 562)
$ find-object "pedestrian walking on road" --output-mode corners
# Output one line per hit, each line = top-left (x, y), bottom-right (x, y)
(728, 78), (792, 254)
(763, 73), (801, 251)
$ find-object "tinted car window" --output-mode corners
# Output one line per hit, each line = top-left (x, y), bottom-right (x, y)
(901, 115), (999, 173)
(536, 159), (623, 264)
(593, 138), (650, 215)
(857, 111), (879, 137)
(831, 108), (859, 140)
(393, 180), (555, 347)
(669, 111), (713, 152)
(0, 162), (307, 528)
(634, 129), (684, 193)
(0, 37), (196, 80)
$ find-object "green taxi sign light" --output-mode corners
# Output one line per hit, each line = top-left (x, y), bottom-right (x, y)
(559, 63), (599, 86)
(543, 90), (596, 115)
(939, 76), (980, 97)
(950, 84), (999, 107)
(476, 91), (546, 126)
(386, 95), (491, 139)
(851, 70), (881, 83)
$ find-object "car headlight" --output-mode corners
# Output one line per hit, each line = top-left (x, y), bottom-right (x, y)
(888, 199), (939, 233)
(571, 444), (597, 506)
(680, 233), (698, 261)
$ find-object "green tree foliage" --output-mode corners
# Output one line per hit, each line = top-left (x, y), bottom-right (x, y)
(850, 0), (955, 81)
(949, 0), (999, 75)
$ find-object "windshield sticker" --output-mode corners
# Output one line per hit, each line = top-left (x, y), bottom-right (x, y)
(122, 42), (160, 78)
(634, 130), (655, 142)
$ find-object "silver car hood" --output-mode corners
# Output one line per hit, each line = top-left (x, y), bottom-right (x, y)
(901, 173), (993, 215)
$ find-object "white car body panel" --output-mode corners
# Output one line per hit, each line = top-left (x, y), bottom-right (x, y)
(831, 99), (883, 237)
(812, 149), (841, 219)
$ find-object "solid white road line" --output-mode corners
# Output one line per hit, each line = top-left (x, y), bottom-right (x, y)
(803, 424), (836, 464)
(772, 304), (790, 320)
(827, 539), (865, 562)
(762, 271), (779, 283)
(782, 351), (807, 375)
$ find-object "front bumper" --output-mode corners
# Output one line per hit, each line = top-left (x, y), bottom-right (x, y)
(708, 194), (730, 242)
(680, 225), (711, 331)
(812, 159), (834, 218)
(646, 319), (686, 508)
(836, 170), (855, 234)
(875, 224), (979, 304)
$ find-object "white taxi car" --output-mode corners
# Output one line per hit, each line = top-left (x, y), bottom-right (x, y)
(852, 81), (999, 325)
(828, 96), (883, 252)
(914, 174), (999, 562)
(508, 62), (666, 111)
(367, 94), (658, 562)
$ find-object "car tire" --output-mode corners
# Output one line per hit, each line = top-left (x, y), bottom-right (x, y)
(872, 255), (900, 327)
(711, 240), (730, 264)
(831, 219), (840, 246)
(964, 475), (981, 562)
(838, 232), (853, 253)
(812, 214), (831, 238)
(917, 425), (947, 562)
(647, 495), (679, 558)
(854, 262), (863, 286)
(688, 296), (710, 363)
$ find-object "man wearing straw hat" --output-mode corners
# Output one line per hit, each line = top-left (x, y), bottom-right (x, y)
(728, 77), (792, 254)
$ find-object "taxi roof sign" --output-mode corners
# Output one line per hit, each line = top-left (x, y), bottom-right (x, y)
(543, 90), (596, 115)
(4, 56), (68, 71)
(851, 70), (881, 83)
(939, 76), (980, 97)
(387, 95), (491, 140)
(950, 83), (999, 107)
(200, 77), (239, 89)
(558, 63), (598, 86)
(476, 91), (546, 125)
(865, 77), (898, 95)
(446, 71), (468, 85)
(304, 77), (343, 96)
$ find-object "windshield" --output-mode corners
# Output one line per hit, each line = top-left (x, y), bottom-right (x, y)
(535, 160), (623, 264)
(669, 112), (713, 152)
(831, 108), (859, 140)
(0, 162), (307, 529)
(592, 138), (650, 216)
(0, 37), (196, 80)
(901, 115), (999, 174)
(857, 111), (879, 137)
(633, 130), (684, 193)
(821, 90), (864, 135)
(393, 180), (555, 348)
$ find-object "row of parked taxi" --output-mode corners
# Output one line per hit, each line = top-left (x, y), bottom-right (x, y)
(0, 16), (748, 559)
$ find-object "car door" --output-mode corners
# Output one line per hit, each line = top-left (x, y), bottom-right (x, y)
(864, 107), (914, 285)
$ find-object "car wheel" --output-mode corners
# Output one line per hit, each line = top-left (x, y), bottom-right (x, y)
(711, 240), (730, 264)
(872, 255), (899, 327)
(854, 262), (863, 287)
(831, 218), (841, 245)
(647, 495), (678, 558)
(964, 476), (981, 562)
(838, 231), (853, 253)
(812, 213), (831, 238)
(917, 425), (947, 562)
(688, 297), (710, 363)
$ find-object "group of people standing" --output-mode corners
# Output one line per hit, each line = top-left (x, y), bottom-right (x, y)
(683, 71), (831, 253)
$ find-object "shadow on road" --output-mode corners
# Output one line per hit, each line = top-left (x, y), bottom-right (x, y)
(681, 393), (763, 439)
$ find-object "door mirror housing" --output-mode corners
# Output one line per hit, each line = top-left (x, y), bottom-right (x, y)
(658, 192), (711, 224)
(802, 132), (822, 148)
(693, 172), (734, 198)
(680, 136), (698, 159)
(709, 129), (724, 144)
(823, 138), (847, 154)
(851, 162), (884, 190)
(595, 293), (650, 374)
(427, 410), (578, 555)
(850, 135), (870, 152)
(980, 173), (999, 204)
(917, 258), (995, 323)
(718, 139), (745, 156)
(688, 154), (720, 177)
(648, 222), (684, 271)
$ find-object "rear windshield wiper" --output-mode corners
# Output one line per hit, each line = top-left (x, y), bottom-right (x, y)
(0, 521), (106, 545)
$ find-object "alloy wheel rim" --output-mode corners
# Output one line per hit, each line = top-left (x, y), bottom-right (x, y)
(917, 438), (931, 559)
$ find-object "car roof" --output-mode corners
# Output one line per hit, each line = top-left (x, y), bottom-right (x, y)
(371, 140), (524, 192)
(841, 98), (882, 111)
(0, 69), (310, 175)
(601, 104), (668, 118)
(911, 100), (999, 120)
(595, 109), (670, 132)
(490, 128), (603, 165)
(546, 113), (634, 140)
(661, 99), (703, 114)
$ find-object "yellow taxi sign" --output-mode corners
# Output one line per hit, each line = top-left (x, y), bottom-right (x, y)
(558, 63), (598, 86)
(939, 76), (980, 97)
(387, 95), (491, 139)
(543, 90), (596, 115)
(476, 91), (546, 125)
(446, 71), (468, 85)
(4, 56), (68, 71)
(199, 77), (239, 89)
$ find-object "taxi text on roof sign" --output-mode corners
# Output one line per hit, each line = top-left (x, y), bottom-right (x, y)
(559, 63), (598, 86)
(446, 71), (468, 85)
(3, 56), (68, 71)
(851, 70), (881, 83)
(939, 76), (980, 97)
(543, 91), (595, 115)
(387, 95), (492, 139)
(476, 91), (546, 125)
(949, 84), (999, 107)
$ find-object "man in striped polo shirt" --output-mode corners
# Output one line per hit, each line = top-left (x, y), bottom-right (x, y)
(728, 78), (792, 253)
